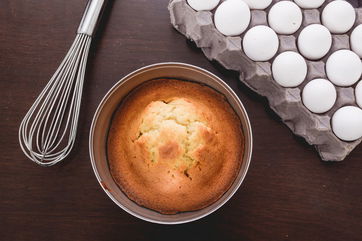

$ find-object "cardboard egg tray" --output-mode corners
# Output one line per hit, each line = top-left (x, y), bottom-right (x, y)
(168, 0), (362, 161)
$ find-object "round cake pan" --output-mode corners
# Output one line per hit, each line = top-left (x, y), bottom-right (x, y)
(89, 62), (253, 224)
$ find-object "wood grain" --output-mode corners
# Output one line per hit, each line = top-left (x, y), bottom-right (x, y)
(0, 0), (361, 240)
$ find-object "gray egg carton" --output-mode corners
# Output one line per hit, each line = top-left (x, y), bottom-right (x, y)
(168, 0), (362, 161)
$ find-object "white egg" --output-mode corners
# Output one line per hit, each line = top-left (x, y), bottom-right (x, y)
(242, 0), (272, 9)
(332, 106), (362, 141)
(326, 50), (362, 87)
(294, 0), (325, 9)
(322, 0), (356, 34)
(187, 0), (220, 11)
(268, 1), (303, 35)
(302, 79), (337, 114)
(243, 25), (279, 61)
(356, 81), (362, 108)
(351, 25), (362, 58)
(214, 0), (251, 36)
(272, 51), (307, 87)
(297, 24), (332, 60)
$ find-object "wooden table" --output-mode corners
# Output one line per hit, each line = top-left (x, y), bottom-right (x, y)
(1, 0), (361, 240)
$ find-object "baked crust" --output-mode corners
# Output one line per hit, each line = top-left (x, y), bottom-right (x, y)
(107, 79), (244, 214)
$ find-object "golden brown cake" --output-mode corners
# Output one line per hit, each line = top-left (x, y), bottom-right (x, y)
(107, 78), (244, 214)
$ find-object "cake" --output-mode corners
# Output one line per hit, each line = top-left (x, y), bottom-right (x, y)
(169, 0), (362, 161)
(107, 79), (244, 214)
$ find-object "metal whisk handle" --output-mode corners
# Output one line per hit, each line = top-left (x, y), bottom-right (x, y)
(78, 0), (108, 36)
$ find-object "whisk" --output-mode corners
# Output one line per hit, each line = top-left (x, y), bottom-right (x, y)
(19, 0), (108, 166)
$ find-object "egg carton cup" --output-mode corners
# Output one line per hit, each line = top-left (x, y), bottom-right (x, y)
(168, 0), (362, 161)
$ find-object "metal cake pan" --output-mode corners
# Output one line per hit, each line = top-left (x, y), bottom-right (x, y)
(89, 62), (253, 224)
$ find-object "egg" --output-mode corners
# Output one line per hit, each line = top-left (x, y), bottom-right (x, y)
(332, 106), (362, 141)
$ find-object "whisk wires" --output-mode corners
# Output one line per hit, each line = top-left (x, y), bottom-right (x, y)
(19, 34), (92, 166)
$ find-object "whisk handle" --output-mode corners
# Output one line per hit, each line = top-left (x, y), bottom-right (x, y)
(78, 0), (108, 36)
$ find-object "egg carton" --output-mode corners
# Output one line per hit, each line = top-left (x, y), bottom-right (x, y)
(168, 0), (362, 161)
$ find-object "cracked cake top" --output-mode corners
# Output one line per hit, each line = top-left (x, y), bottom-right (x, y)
(107, 78), (244, 214)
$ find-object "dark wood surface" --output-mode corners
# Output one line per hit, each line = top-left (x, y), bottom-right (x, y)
(1, 0), (362, 240)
